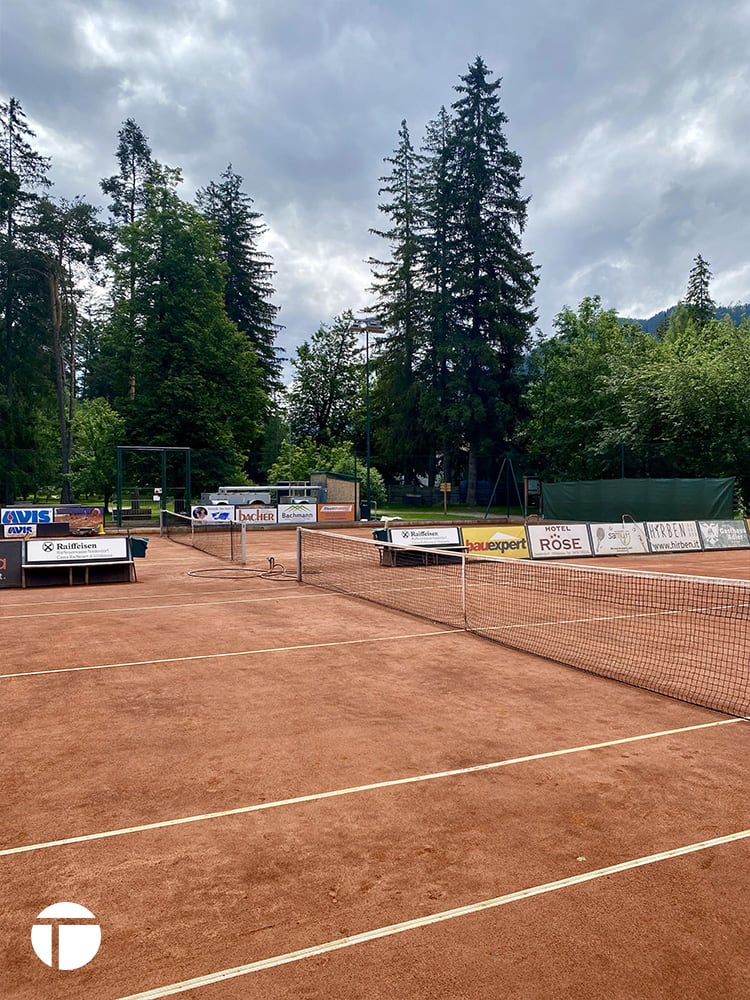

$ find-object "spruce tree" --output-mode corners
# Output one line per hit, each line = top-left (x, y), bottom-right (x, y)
(447, 57), (538, 502)
(685, 254), (715, 331)
(196, 165), (281, 395)
(368, 120), (427, 483)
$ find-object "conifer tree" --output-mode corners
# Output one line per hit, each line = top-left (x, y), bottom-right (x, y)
(685, 253), (715, 331)
(196, 165), (281, 396)
(368, 120), (427, 482)
(447, 57), (538, 503)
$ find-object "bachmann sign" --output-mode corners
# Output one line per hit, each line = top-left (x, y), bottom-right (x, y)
(26, 537), (129, 563)
(277, 503), (317, 524)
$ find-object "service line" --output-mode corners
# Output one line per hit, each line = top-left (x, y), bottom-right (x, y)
(1, 718), (742, 858)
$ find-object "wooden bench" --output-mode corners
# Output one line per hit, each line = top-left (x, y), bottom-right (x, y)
(21, 559), (137, 588)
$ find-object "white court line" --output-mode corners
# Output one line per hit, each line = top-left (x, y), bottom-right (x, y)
(0, 591), (337, 621)
(1, 718), (742, 858)
(0, 585), (299, 609)
(118, 828), (750, 1000)
(0, 628), (464, 680)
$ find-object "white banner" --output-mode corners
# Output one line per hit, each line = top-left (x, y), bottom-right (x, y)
(235, 505), (278, 524)
(191, 505), (233, 522)
(589, 522), (649, 555)
(389, 526), (462, 547)
(277, 503), (317, 524)
(527, 523), (592, 558)
(645, 521), (702, 552)
(26, 537), (129, 563)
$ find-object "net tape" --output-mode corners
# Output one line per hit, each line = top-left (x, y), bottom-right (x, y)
(297, 529), (750, 718)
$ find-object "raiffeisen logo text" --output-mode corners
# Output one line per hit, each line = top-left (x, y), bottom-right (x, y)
(31, 902), (101, 970)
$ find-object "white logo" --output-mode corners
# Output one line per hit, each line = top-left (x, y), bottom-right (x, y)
(31, 902), (101, 970)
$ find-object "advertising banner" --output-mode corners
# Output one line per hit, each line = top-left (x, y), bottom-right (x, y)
(527, 523), (592, 558)
(191, 505), (233, 522)
(2, 523), (37, 538)
(0, 540), (23, 588)
(461, 525), (529, 559)
(26, 537), (129, 564)
(589, 522), (650, 556)
(389, 526), (462, 547)
(645, 521), (702, 552)
(697, 520), (750, 550)
(235, 505), (278, 525)
(277, 503), (317, 525)
(1, 507), (54, 527)
(54, 505), (104, 535)
(317, 503), (355, 522)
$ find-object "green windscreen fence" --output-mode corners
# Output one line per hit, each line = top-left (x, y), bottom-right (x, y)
(542, 477), (735, 522)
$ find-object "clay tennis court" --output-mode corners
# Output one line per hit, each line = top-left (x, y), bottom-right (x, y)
(1, 526), (748, 999)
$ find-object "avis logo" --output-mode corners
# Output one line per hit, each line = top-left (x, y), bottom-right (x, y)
(1, 509), (52, 525)
(31, 902), (101, 970)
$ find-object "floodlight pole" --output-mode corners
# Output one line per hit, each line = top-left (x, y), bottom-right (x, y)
(365, 324), (371, 520)
(351, 318), (384, 520)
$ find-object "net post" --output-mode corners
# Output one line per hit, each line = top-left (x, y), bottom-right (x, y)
(159, 508), (165, 536)
(296, 527), (303, 582)
(240, 522), (247, 565)
(461, 550), (467, 628)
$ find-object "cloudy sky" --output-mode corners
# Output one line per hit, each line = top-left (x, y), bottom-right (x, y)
(2, 0), (749, 366)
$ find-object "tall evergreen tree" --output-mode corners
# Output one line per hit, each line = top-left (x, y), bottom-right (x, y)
(0, 97), (53, 501)
(107, 178), (266, 488)
(100, 118), (153, 226)
(196, 165), (281, 394)
(447, 57), (538, 502)
(368, 120), (427, 483)
(685, 253), (715, 331)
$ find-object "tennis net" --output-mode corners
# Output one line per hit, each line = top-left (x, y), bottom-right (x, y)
(297, 529), (750, 718)
(161, 510), (247, 563)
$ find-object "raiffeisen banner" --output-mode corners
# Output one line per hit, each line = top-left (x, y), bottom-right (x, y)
(461, 525), (529, 559)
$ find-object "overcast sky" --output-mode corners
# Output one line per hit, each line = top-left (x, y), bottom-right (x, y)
(2, 0), (749, 367)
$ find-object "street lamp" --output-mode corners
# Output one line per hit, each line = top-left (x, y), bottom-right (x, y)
(350, 318), (384, 519)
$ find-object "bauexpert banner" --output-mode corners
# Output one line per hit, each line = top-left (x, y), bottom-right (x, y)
(461, 525), (529, 559)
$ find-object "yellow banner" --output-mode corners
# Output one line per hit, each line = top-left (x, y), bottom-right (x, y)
(461, 525), (529, 559)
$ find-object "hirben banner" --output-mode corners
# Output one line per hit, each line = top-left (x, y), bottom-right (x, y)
(461, 525), (529, 559)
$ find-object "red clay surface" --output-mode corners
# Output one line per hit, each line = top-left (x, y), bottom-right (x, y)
(1, 527), (748, 999)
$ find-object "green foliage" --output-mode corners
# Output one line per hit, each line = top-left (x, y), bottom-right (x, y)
(267, 437), (386, 505)
(287, 312), (362, 445)
(70, 398), (125, 504)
